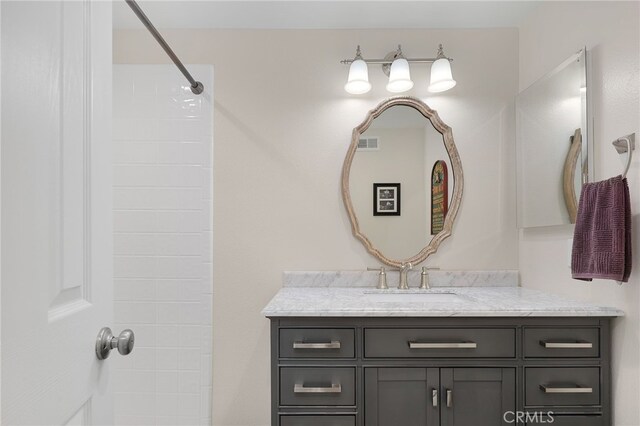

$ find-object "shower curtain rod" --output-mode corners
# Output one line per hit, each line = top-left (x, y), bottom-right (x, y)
(125, 0), (204, 95)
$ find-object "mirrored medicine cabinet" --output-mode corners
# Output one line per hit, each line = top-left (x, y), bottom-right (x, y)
(516, 48), (590, 228)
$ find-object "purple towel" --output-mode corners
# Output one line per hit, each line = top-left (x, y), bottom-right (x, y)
(571, 175), (632, 282)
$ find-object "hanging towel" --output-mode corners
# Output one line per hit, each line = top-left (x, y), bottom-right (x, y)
(571, 175), (632, 282)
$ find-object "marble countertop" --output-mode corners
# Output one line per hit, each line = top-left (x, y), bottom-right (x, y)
(262, 286), (624, 317)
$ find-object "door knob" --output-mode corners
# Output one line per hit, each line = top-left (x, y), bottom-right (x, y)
(95, 327), (135, 360)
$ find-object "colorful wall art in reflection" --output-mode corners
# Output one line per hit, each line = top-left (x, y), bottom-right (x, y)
(431, 161), (448, 234)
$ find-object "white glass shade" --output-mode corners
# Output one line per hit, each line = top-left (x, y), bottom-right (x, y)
(344, 59), (371, 94)
(386, 58), (414, 93)
(428, 57), (456, 93)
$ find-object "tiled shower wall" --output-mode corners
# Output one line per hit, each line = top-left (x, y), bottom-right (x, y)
(112, 65), (213, 426)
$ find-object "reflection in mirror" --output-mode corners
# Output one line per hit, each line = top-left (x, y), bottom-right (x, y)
(350, 105), (454, 260)
(342, 97), (463, 267)
(516, 49), (589, 228)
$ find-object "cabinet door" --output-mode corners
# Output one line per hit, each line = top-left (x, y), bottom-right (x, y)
(440, 368), (515, 426)
(365, 368), (439, 426)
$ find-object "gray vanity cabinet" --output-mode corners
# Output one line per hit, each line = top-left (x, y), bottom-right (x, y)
(439, 368), (515, 426)
(364, 367), (515, 426)
(364, 368), (440, 426)
(269, 317), (612, 426)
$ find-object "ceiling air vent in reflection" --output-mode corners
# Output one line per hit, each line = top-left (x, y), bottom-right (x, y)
(357, 137), (379, 151)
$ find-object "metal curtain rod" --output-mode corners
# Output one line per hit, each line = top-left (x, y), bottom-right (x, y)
(125, 0), (204, 95)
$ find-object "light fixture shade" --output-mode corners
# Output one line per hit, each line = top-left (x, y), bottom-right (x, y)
(344, 59), (371, 94)
(428, 57), (456, 93)
(386, 58), (414, 93)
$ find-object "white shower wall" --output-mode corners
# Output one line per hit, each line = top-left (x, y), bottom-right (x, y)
(112, 65), (213, 426)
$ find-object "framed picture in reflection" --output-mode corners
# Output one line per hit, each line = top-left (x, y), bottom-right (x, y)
(373, 183), (400, 216)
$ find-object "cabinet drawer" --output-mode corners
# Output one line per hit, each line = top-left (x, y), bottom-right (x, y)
(524, 328), (599, 358)
(527, 414), (602, 425)
(364, 328), (515, 358)
(525, 367), (600, 406)
(279, 329), (355, 358)
(280, 415), (355, 426)
(280, 367), (356, 406)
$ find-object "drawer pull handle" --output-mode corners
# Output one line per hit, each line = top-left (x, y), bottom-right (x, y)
(541, 340), (593, 349)
(432, 389), (438, 407)
(540, 385), (593, 394)
(446, 389), (453, 407)
(294, 383), (342, 394)
(409, 342), (477, 349)
(293, 341), (341, 349)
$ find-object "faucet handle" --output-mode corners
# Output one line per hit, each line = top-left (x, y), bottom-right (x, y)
(419, 267), (439, 289)
(420, 267), (429, 289)
(367, 267), (388, 289)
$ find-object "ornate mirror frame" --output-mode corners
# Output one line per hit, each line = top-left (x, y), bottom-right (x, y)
(341, 97), (464, 267)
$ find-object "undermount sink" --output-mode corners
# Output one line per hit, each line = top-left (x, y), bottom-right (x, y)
(363, 291), (467, 303)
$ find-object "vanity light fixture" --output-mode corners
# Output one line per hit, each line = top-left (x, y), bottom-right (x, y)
(341, 44), (456, 94)
(385, 46), (414, 93)
(428, 44), (457, 93)
(344, 46), (372, 95)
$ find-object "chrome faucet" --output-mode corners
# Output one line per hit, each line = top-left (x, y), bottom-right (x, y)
(398, 262), (413, 290)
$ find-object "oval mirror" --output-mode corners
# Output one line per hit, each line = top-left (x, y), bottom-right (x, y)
(341, 97), (464, 267)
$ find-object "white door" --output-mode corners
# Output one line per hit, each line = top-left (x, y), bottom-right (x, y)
(1, 1), (115, 424)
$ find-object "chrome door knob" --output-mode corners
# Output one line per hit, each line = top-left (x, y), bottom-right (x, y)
(95, 327), (135, 360)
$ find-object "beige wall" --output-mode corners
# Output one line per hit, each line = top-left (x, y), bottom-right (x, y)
(114, 28), (519, 425)
(518, 2), (640, 424)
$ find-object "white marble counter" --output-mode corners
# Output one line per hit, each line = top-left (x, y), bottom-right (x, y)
(282, 270), (519, 288)
(262, 286), (624, 318)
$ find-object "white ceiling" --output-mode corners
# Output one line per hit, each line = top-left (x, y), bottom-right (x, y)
(113, 1), (539, 30)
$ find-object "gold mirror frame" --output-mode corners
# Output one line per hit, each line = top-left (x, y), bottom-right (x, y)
(341, 97), (464, 267)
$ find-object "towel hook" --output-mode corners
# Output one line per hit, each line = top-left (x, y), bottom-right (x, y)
(612, 133), (635, 178)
